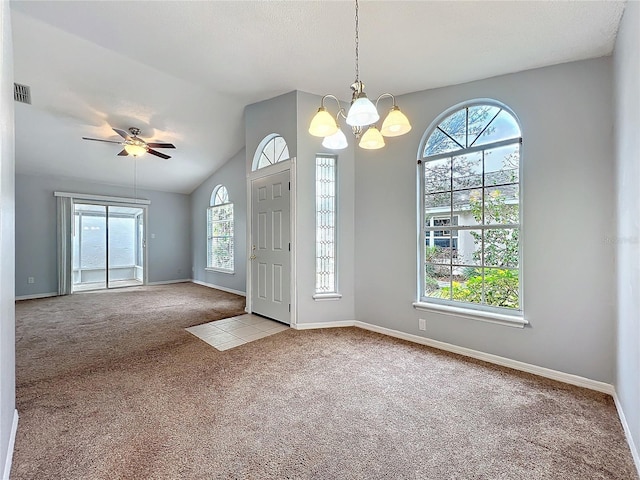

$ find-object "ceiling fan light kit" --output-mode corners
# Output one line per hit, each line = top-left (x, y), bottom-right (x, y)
(124, 143), (147, 157)
(82, 127), (176, 159)
(309, 0), (411, 150)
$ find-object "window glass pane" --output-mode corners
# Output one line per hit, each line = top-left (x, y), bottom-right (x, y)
(274, 136), (289, 162)
(483, 229), (519, 268)
(452, 151), (482, 190)
(425, 244), (453, 265)
(316, 155), (337, 293)
(73, 214), (80, 270)
(425, 263), (451, 298)
(467, 105), (501, 145)
(425, 158), (451, 193)
(207, 202), (234, 271)
(453, 228), (482, 267)
(472, 110), (521, 147)
(485, 144), (520, 187)
(438, 109), (467, 148)
(482, 267), (519, 309)
(108, 216), (136, 267)
(258, 153), (271, 169)
(424, 129), (460, 157)
(255, 135), (290, 171)
(425, 193), (451, 216)
(80, 214), (106, 269)
(484, 186), (519, 225)
(453, 189), (481, 226)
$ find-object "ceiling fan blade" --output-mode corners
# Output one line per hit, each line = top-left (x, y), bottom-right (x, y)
(82, 137), (123, 144)
(147, 148), (171, 159)
(146, 143), (175, 149)
(117, 149), (129, 156)
(112, 128), (132, 140)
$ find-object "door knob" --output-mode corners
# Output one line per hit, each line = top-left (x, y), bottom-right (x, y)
(250, 254), (256, 260)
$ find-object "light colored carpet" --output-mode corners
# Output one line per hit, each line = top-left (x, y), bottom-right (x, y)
(11, 283), (638, 479)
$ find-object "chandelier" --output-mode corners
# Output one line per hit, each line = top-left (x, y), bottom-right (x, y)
(308, 0), (411, 150)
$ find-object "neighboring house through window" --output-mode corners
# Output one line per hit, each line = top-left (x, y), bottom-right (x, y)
(419, 101), (522, 313)
(207, 185), (234, 272)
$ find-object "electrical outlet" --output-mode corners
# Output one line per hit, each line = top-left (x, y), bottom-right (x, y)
(418, 318), (426, 331)
(28, 277), (35, 284)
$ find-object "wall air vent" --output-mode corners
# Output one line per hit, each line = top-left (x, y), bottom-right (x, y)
(14, 83), (31, 104)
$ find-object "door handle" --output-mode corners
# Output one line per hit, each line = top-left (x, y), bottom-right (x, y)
(250, 254), (256, 260)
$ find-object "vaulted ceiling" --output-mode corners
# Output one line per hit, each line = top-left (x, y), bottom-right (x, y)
(10, 0), (626, 194)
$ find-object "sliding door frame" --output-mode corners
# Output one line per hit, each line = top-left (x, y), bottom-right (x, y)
(55, 192), (151, 295)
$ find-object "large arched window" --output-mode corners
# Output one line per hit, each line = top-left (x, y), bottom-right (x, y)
(207, 185), (234, 272)
(252, 134), (290, 171)
(419, 101), (522, 314)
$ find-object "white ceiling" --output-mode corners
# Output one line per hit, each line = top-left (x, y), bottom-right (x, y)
(10, 0), (626, 194)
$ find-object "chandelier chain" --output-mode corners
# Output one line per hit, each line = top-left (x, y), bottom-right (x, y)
(354, 0), (359, 81)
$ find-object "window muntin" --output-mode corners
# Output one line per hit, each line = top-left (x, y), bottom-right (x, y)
(315, 155), (337, 294)
(421, 103), (521, 313)
(207, 185), (234, 272)
(253, 134), (290, 171)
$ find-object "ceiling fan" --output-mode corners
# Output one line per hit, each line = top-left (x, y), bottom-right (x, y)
(82, 127), (176, 159)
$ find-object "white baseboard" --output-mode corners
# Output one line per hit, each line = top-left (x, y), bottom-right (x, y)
(191, 279), (246, 297)
(2, 409), (18, 480)
(15, 292), (57, 301)
(613, 392), (640, 475)
(147, 279), (191, 286)
(293, 320), (355, 330)
(354, 320), (614, 394)
(296, 319), (615, 395)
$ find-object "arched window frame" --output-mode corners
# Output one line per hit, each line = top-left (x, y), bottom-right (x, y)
(207, 185), (234, 273)
(252, 134), (290, 171)
(416, 99), (524, 322)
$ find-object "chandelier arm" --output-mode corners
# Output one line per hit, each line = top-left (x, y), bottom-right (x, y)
(375, 93), (397, 109)
(321, 94), (343, 110)
(320, 94), (347, 120)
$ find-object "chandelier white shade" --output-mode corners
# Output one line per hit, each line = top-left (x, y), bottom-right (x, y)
(322, 127), (349, 150)
(345, 90), (379, 127)
(309, 0), (411, 151)
(308, 107), (339, 137)
(380, 106), (412, 137)
(359, 126), (385, 150)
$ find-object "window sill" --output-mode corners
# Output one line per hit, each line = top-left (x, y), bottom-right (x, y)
(412, 301), (527, 328)
(313, 293), (343, 301)
(205, 268), (235, 275)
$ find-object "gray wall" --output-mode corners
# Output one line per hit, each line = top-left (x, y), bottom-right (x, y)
(295, 91), (356, 324)
(191, 149), (247, 294)
(614, 0), (640, 463)
(355, 57), (616, 383)
(0, 1), (15, 475)
(245, 91), (298, 167)
(15, 173), (192, 297)
(244, 90), (356, 325)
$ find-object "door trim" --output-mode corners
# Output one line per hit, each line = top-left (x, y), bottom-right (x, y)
(246, 157), (297, 326)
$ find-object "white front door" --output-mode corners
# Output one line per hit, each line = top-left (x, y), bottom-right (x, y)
(251, 170), (290, 324)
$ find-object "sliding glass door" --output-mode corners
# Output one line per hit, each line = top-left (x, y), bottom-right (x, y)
(72, 202), (146, 292)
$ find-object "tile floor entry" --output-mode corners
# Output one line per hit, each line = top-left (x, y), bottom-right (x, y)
(186, 314), (289, 351)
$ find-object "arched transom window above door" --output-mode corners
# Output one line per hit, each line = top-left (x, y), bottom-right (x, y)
(252, 134), (290, 171)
